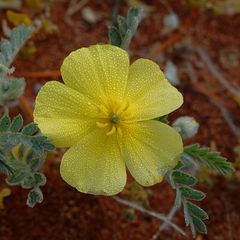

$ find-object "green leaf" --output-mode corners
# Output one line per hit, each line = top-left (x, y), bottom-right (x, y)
(1, 39), (12, 63)
(10, 114), (23, 132)
(27, 187), (43, 208)
(187, 202), (209, 220)
(9, 25), (32, 67)
(127, 7), (139, 26)
(32, 135), (48, 143)
(0, 114), (54, 208)
(0, 25), (32, 104)
(21, 173), (46, 189)
(192, 216), (207, 234)
(21, 174), (35, 189)
(180, 186), (205, 201)
(0, 158), (13, 175)
(34, 172), (46, 186)
(6, 171), (28, 185)
(42, 142), (55, 151)
(172, 170), (197, 186)
(117, 16), (128, 38)
(184, 144), (234, 176)
(108, 7), (142, 51)
(28, 158), (41, 171)
(18, 144), (25, 159)
(21, 123), (38, 135)
(129, 16), (139, 35)
(0, 24), (32, 69)
(0, 114), (11, 132)
(108, 27), (121, 47)
(121, 29), (132, 51)
(31, 142), (44, 156)
(0, 77), (25, 101)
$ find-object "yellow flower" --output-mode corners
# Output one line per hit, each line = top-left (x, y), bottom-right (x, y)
(34, 44), (183, 195)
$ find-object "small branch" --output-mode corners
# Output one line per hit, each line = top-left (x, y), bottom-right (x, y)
(112, 196), (187, 237)
(196, 47), (240, 99)
(186, 62), (240, 139)
(152, 203), (179, 239)
(66, 0), (89, 16)
(224, 199), (233, 240)
(209, 97), (240, 138)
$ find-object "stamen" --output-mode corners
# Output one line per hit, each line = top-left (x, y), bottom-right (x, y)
(96, 122), (108, 128)
(117, 127), (123, 138)
(106, 126), (116, 136)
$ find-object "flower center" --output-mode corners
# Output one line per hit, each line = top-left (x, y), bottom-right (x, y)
(96, 101), (134, 137)
(111, 114), (121, 124)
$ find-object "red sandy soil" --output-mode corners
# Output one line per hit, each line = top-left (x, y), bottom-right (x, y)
(1, 0), (240, 239)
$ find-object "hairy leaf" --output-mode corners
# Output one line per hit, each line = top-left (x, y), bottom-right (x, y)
(172, 170), (197, 186)
(184, 144), (234, 175)
(180, 186), (205, 201)
(108, 7), (143, 51)
(0, 113), (54, 207)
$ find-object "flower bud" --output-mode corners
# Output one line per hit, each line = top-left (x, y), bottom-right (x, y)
(173, 116), (199, 139)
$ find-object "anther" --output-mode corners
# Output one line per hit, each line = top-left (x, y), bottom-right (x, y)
(106, 126), (116, 136)
(117, 127), (123, 138)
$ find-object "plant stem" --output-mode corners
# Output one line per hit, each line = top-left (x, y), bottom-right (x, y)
(112, 196), (187, 237)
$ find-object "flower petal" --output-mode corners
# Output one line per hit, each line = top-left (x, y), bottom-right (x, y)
(34, 81), (99, 147)
(61, 44), (129, 104)
(121, 120), (183, 186)
(60, 128), (126, 195)
(126, 59), (183, 120)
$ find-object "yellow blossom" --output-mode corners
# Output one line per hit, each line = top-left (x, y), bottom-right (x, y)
(0, 188), (11, 209)
(33, 44), (183, 195)
(7, 11), (32, 27)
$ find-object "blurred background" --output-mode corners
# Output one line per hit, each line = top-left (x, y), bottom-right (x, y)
(0, 0), (240, 239)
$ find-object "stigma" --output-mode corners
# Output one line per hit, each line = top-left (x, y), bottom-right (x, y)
(111, 114), (121, 124)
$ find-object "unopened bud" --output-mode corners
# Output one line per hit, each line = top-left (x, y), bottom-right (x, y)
(173, 116), (199, 139)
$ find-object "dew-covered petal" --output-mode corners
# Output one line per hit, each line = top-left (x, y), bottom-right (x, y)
(60, 128), (126, 195)
(126, 59), (183, 120)
(34, 81), (99, 147)
(61, 44), (129, 104)
(121, 120), (183, 186)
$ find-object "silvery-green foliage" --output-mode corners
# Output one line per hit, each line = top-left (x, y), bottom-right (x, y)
(0, 24), (32, 104)
(0, 114), (55, 207)
(166, 144), (234, 236)
(108, 7), (143, 51)
(0, 77), (26, 102)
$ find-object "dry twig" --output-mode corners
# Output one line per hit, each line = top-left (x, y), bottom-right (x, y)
(196, 47), (240, 100)
(112, 196), (187, 237)
(66, 0), (89, 16)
